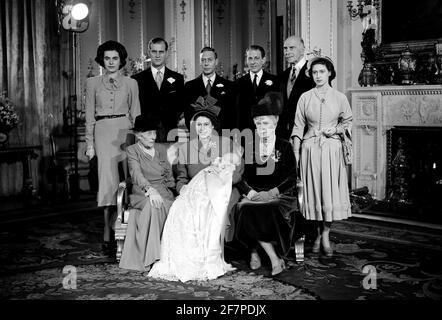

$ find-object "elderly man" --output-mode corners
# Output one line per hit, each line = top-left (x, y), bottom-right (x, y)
(277, 36), (315, 140)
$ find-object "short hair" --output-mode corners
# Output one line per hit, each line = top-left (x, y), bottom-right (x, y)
(148, 37), (169, 51)
(95, 40), (128, 69)
(200, 47), (217, 59)
(246, 45), (265, 58)
(285, 36), (305, 47)
(308, 57), (336, 83)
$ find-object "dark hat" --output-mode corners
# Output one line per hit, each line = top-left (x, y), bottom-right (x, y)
(191, 96), (221, 127)
(133, 115), (160, 132)
(251, 92), (283, 118)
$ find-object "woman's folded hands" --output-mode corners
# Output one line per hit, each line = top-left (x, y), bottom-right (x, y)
(247, 187), (279, 202)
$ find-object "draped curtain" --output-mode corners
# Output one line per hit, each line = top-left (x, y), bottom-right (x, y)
(0, 0), (63, 196)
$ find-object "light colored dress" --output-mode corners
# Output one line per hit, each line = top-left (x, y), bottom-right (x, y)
(148, 161), (236, 282)
(119, 143), (175, 272)
(85, 74), (140, 206)
(291, 87), (353, 222)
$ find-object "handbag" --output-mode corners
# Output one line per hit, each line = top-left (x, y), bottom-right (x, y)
(340, 128), (352, 166)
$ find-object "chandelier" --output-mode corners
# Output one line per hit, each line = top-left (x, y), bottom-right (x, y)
(347, 0), (380, 21)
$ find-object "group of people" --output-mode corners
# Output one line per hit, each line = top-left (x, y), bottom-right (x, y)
(84, 35), (353, 282)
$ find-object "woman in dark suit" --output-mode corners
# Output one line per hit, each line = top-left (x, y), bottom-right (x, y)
(85, 40), (140, 254)
(235, 92), (298, 276)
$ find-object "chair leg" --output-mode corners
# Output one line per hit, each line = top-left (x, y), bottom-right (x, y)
(115, 238), (124, 262)
(294, 235), (305, 263)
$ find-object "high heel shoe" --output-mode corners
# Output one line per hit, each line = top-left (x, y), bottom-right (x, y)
(250, 253), (261, 270)
(312, 240), (321, 253)
(271, 259), (286, 276)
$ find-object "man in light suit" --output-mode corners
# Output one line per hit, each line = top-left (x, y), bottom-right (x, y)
(184, 47), (236, 131)
(235, 45), (281, 132)
(132, 37), (185, 142)
(277, 36), (315, 140)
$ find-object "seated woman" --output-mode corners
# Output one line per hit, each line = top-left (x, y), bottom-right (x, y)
(234, 92), (298, 276)
(174, 96), (243, 243)
(119, 116), (176, 272)
(148, 151), (241, 282)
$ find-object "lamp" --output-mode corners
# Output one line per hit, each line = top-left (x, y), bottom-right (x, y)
(347, 0), (380, 21)
(60, 1), (90, 198)
(62, 2), (90, 32)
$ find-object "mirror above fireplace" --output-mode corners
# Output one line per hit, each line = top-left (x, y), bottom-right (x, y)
(364, 0), (442, 85)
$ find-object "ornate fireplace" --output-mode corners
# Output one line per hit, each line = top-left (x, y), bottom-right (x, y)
(349, 85), (442, 204)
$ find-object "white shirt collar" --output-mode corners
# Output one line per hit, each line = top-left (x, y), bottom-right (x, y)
(202, 74), (216, 87)
(151, 66), (165, 78)
(293, 57), (306, 76)
(249, 69), (263, 85)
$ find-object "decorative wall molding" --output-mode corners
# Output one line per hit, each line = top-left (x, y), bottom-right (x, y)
(256, 0), (267, 27)
(180, 0), (187, 21)
(214, 0), (226, 26)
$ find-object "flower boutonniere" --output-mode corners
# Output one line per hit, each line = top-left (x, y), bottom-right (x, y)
(167, 77), (175, 84)
(271, 150), (281, 162)
(265, 80), (273, 86)
(216, 83), (224, 88)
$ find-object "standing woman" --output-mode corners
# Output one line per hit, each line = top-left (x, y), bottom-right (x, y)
(85, 40), (141, 255)
(291, 56), (352, 257)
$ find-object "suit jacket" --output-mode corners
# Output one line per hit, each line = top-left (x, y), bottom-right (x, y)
(235, 71), (280, 132)
(132, 67), (185, 142)
(184, 74), (236, 130)
(277, 62), (315, 139)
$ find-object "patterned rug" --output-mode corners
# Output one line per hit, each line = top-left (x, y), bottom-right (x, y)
(0, 211), (313, 300)
(0, 210), (441, 300)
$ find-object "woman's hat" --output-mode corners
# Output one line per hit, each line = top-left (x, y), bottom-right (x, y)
(133, 115), (160, 132)
(306, 55), (334, 77)
(251, 92), (283, 118)
(191, 96), (221, 126)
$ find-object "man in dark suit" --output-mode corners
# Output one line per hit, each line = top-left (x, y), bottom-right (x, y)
(184, 47), (236, 132)
(132, 37), (185, 142)
(235, 45), (280, 132)
(277, 36), (315, 140)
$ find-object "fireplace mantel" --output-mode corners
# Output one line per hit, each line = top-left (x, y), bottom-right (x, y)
(348, 85), (442, 199)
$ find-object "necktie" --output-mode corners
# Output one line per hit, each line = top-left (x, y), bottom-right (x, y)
(291, 67), (297, 83)
(252, 74), (258, 94)
(155, 70), (163, 90)
(206, 79), (212, 95)
(287, 67), (296, 97)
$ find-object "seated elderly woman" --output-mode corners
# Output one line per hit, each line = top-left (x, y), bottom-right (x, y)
(234, 92), (298, 276)
(119, 116), (176, 272)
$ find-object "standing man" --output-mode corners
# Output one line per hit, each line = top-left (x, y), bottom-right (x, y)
(277, 36), (315, 140)
(184, 47), (236, 131)
(132, 37), (185, 142)
(235, 45), (280, 132)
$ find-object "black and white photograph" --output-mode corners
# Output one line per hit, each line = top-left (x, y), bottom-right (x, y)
(0, 0), (441, 310)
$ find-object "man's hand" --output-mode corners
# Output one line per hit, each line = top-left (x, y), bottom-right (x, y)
(86, 146), (95, 160)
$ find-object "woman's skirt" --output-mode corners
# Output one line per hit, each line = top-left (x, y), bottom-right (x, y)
(94, 116), (131, 207)
(300, 137), (351, 222)
(234, 194), (297, 257)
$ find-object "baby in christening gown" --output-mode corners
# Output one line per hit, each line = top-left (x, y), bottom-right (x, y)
(147, 152), (241, 282)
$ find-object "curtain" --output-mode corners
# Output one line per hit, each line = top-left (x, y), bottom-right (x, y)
(0, 0), (63, 196)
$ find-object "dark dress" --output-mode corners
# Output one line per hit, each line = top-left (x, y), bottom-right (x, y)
(234, 137), (299, 257)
